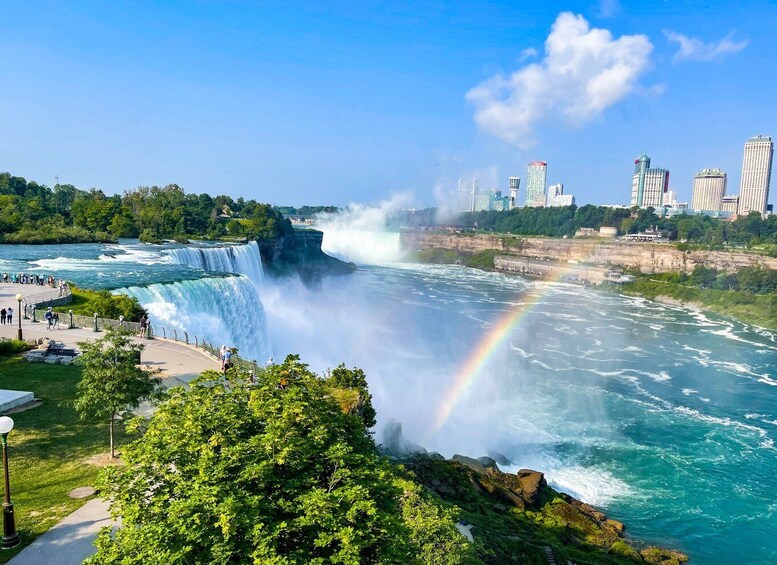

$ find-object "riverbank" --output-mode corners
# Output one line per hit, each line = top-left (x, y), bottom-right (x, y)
(621, 280), (777, 330)
(402, 232), (777, 274)
(406, 233), (777, 330)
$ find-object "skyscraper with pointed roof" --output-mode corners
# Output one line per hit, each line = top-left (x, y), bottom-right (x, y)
(630, 153), (669, 209)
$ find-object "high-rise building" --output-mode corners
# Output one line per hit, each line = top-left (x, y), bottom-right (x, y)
(474, 188), (510, 212)
(721, 194), (740, 214)
(525, 162), (547, 207)
(545, 183), (575, 206)
(509, 176), (520, 209)
(691, 168), (727, 212)
(630, 153), (669, 209)
(456, 179), (472, 212)
(738, 135), (773, 215)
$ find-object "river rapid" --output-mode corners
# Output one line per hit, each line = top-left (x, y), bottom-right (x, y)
(1, 237), (776, 563)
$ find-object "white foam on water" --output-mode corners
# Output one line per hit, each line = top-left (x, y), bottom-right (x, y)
(682, 388), (698, 396)
(502, 462), (635, 507)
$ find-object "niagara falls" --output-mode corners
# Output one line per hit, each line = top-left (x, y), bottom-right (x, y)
(3, 3), (777, 562)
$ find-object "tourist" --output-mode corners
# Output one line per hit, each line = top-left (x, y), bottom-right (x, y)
(6, 307), (12, 325)
(139, 314), (148, 338)
(219, 345), (227, 370)
(0, 308), (5, 325)
(52, 311), (59, 329)
(223, 347), (233, 373)
(45, 307), (53, 330)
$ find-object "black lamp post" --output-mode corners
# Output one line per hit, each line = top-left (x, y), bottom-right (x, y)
(14, 295), (22, 342)
(0, 417), (20, 549)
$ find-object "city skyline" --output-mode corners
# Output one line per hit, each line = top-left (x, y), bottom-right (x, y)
(0, 2), (775, 208)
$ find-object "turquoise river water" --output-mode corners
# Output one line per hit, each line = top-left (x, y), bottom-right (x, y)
(0, 238), (775, 563)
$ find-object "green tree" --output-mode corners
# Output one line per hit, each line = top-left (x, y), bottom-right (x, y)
(324, 364), (377, 429)
(75, 329), (162, 458)
(87, 356), (475, 564)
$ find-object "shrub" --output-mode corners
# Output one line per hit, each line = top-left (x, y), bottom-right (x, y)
(0, 340), (30, 355)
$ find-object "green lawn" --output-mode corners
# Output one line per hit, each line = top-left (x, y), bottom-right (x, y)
(0, 356), (128, 562)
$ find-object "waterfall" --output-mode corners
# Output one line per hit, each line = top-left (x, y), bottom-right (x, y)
(168, 241), (264, 283)
(118, 276), (271, 363)
(320, 229), (403, 264)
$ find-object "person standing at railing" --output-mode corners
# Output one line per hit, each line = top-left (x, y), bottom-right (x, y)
(222, 347), (233, 374)
(139, 314), (148, 338)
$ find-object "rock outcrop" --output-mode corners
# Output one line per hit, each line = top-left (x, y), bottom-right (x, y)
(257, 228), (355, 282)
(403, 232), (777, 275)
(405, 454), (688, 564)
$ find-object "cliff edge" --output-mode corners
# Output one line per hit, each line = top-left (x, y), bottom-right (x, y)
(257, 228), (355, 282)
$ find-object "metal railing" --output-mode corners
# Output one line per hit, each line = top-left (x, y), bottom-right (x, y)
(23, 287), (73, 309)
(19, 282), (262, 377)
(35, 308), (262, 377)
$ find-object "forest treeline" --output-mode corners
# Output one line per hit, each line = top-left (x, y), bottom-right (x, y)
(395, 205), (777, 250)
(0, 172), (292, 244)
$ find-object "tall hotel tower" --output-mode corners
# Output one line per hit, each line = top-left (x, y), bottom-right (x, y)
(691, 169), (727, 212)
(508, 176), (520, 209)
(631, 153), (669, 209)
(525, 162), (547, 207)
(738, 135), (773, 215)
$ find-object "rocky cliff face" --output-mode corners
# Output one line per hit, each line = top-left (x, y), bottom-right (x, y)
(402, 232), (777, 274)
(257, 229), (355, 282)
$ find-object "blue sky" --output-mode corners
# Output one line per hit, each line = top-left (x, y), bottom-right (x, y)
(1, 1), (775, 208)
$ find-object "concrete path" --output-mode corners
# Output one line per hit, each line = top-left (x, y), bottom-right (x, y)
(0, 282), (220, 564)
(7, 500), (113, 565)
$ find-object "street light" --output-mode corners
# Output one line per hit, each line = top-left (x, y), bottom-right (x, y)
(0, 417), (20, 549)
(14, 295), (22, 342)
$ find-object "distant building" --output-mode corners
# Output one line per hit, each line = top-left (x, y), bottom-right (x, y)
(738, 135), (773, 215)
(691, 168), (727, 212)
(599, 226), (618, 238)
(525, 162), (547, 207)
(663, 190), (688, 211)
(456, 179), (480, 213)
(509, 176), (520, 209)
(546, 183), (575, 206)
(720, 194), (740, 215)
(630, 153), (669, 209)
(474, 188), (510, 212)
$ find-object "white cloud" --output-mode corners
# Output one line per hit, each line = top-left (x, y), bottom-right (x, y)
(597, 0), (622, 18)
(520, 47), (538, 60)
(466, 12), (652, 148)
(664, 31), (748, 62)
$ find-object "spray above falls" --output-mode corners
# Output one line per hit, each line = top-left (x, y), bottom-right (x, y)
(316, 194), (412, 264)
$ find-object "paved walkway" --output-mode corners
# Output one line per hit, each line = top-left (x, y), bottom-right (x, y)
(0, 283), (219, 564)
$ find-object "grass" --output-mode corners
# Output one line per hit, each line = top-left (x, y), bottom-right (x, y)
(622, 280), (777, 330)
(0, 356), (129, 562)
(52, 286), (145, 322)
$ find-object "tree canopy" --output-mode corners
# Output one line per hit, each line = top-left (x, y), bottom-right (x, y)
(0, 172), (293, 244)
(75, 329), (162, 458)
(87, 356), (475, 564)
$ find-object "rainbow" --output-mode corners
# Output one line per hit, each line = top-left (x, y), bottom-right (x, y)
(428, 291), (543, 436)
(428, 252), (599, 436)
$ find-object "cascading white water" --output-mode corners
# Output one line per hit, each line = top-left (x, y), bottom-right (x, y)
(119, 276), (271, 363)
(319, 230), (403, 264)
(168, 241), (265, 283)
